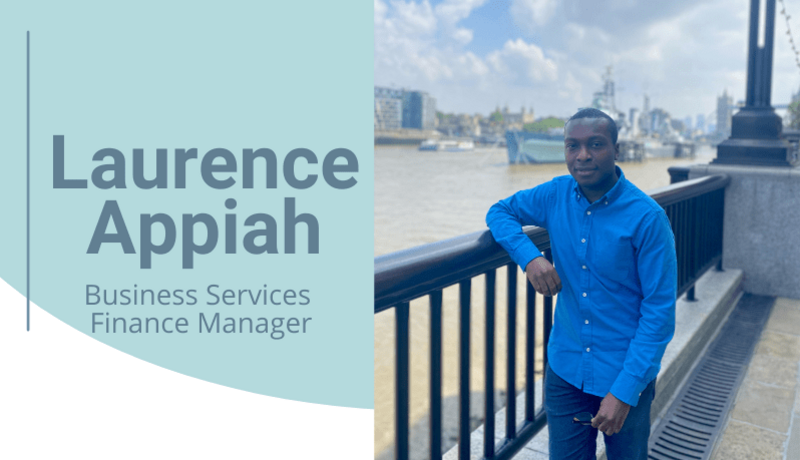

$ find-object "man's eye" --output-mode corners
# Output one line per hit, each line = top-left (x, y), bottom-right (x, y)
(592, 143), (603, 148)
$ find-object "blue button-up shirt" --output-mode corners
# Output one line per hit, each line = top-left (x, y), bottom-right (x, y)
(486, 167), (676, 406)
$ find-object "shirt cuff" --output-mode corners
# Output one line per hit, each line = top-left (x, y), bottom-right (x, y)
(609, 371), (650, 407)
(513, 244), (543, 272)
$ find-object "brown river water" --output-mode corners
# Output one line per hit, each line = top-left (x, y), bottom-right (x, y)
(374, 145), (715, 458)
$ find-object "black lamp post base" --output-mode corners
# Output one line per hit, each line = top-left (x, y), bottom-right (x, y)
(713, 107), (795, 167)
(713, 138), (794, 167)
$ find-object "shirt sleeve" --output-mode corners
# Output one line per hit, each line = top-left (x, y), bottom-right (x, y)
(610, 210), (677, 406)
(485, 181), (555, 270)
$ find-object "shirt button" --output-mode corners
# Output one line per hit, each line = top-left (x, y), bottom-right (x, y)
(605, 201), (609, 205)
(586, 211), (591, 215)
(585, 319), (589, 324)
(586, 347), (591, 352)
(582, 292), (587, 297)
(582, 265), (587, 270)
(581, 238), (586, 243)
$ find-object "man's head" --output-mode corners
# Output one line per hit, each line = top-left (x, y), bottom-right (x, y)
(564, 108), (619, 201)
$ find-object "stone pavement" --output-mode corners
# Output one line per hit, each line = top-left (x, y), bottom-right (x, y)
(711, 297), (800, 460)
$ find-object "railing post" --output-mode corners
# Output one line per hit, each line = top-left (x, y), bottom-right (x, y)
(430, 291), (443, 459)
(484, 270), (496, 459)
(458, 280), (471, 460)
(668, 165), (690, 184)
(506, 263), (517, 440)
(525, 277), (536, 422)
(395, 302), (410, 460)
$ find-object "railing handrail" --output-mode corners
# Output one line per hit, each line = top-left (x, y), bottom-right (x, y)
(375, 173), (730, 313)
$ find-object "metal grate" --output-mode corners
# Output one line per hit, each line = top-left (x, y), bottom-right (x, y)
(648, 294), (775, 460)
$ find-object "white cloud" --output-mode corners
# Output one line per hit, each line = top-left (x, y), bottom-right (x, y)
(375, 0), (800, 118)
(452, 27), (474, 45)
(510, 0), (558, 28)
(391, 0), (438, 36)
(487, 39), (558, 83)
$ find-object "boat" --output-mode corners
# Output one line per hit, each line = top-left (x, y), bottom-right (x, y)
(418, 139), (475, 152)
(446, 140), (475, 152)
(418, 139), (439, 151)
(506, 130), (646, 164)
(506, 131), (564, 164)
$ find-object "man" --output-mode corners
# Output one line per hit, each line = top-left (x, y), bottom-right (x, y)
(485, 108), (677, 459)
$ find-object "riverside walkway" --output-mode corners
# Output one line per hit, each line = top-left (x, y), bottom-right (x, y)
(711, 297), (800, 460)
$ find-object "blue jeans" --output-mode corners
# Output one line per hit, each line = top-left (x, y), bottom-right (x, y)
(544, 364), (655, 460)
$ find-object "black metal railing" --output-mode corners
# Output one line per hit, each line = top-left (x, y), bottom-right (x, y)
(375, 173), (730, 460)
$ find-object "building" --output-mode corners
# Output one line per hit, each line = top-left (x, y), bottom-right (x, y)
(374, 87), (437, 131)
(502, 105), (535, 128)
(696, 114), (706, 133)
(716, 89), (733, 138)
(629, 108), (640, 137)
(374, 87), (403, 131)
(402, 91), (436, 130)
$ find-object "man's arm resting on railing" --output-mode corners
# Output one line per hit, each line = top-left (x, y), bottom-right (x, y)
(485, 182), (555, 271)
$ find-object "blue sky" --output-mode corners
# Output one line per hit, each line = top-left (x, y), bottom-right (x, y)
(375, 0), (800, 121)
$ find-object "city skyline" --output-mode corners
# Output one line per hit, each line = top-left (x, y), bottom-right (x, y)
(375, 0), (800, 120)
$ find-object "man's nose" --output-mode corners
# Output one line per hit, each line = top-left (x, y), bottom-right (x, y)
(577, 145), (591, 160)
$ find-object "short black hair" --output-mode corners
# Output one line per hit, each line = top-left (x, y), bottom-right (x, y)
(566, 108), (618, 144)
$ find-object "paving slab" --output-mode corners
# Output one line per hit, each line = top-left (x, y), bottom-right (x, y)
(764, 297), (800, 336)
(745, 353), (798, 388)
(730, 379), (795, 433)
(754, 330), (800, 361)
(711, 420), (786, 460)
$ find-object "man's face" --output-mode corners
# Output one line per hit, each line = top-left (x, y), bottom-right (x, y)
(564, 117), (619, 197)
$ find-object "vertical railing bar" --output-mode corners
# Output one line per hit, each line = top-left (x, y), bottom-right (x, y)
(396, 302), (410, 460)
(484, 270), (496, 458)
(541, 251), (554, 418)
(702, 194), (707, 273)
(687, 197), (692, 278)
(695, 195), (701, 275)
(430, 291), (443, 460)
(506, 263), (517, 440)
(458, 280), (471, 460)
(699, 194), (706, 271)
(686, 197), (699, 301)
(525, 275), (535, 422)
(687, 199), (692, 285)
(682, 201), (688, 288)
(718, 189), (725, 268)
(543, 250), (554, 387)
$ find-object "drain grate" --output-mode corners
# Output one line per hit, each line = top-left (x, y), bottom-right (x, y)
(647, 294), (775, 460)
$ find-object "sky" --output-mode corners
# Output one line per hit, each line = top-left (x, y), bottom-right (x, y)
(374, 0), (800, 122)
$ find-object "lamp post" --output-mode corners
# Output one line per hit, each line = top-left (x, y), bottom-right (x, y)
(713, 0), (795, 166)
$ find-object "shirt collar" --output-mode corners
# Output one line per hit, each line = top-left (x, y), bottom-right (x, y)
(572, 166), (627, 204)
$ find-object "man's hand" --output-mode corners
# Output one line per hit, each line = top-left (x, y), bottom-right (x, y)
(591, 393), (631, 436)
(525, 257), (562, 297)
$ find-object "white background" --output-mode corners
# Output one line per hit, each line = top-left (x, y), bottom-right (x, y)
(0, 279), (373, 459)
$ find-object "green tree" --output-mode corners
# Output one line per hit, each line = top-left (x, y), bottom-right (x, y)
(523, 117), (565, 133)
(489, 111), (504, 123)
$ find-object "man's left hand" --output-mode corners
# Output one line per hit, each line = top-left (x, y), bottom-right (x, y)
(591, 393), (630, 436)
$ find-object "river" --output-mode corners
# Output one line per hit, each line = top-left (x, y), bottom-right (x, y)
(374, 145), (716, 458)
